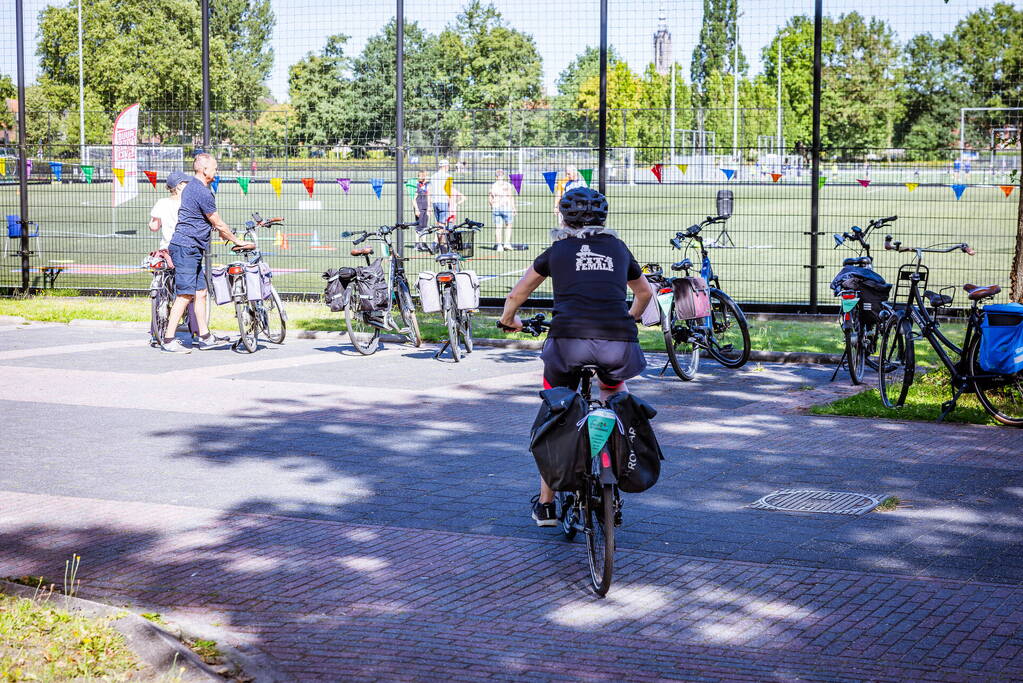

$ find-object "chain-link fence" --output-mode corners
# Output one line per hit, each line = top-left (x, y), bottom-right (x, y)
(2, 0), (1020, 310)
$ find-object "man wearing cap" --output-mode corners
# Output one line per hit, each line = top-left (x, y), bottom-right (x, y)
(428, 159), (451, 225)
(161, 153), (254, 353)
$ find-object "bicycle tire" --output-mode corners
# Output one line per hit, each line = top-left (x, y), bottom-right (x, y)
(970, 338), (1023, 426)
(460, 310), (474, 354)
(878, 313), (914, 408)
(442, 289), (462, 362)
(662, 306), (700, 381)
(557, 491), (578, 541)
(846, 308), (866, 385)
(262, 289), (287, 344)
(706, 289), (751, 368)
(150, 276), (171, 346)
(235, 301), (257, 353)
(585, 481), (614, 597)
(345, 285), (381, 355)
(395, 277), (422, 347)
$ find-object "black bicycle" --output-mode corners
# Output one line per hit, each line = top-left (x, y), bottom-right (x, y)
(505, 314), (621, 596)
(829, 215), (897, 385)
(877, 235), (1023, 426)
(224, 213), (288, 353)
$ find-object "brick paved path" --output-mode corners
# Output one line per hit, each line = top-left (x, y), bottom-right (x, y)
(2, 322), (1023, 681)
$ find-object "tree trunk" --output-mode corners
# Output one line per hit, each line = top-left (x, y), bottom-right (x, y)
(1013, 134), (1023, 303)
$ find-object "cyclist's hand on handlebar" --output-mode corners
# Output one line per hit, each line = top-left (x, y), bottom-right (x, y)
(963, 245), (976, 256)
(232, 241), (257, 252)
(497, 315), (523, 333)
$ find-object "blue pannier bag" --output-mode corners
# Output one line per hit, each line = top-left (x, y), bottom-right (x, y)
(979, 303), (1023, 375)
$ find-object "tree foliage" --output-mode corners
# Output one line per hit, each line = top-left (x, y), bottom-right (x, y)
(690, 0), (746, 106)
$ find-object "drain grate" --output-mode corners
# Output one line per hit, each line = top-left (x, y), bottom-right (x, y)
(748, 489), (881, 516)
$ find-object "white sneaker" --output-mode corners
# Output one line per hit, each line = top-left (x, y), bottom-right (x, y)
(193, 333), (230, 350)
(503, 244), (514, 251)
(161, 338), (192, 354)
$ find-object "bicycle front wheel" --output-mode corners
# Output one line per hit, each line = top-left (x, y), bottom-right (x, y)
(261, 289), (287, 344)
(970, 339), (1023, 426)
(846, 309), (866, 385)
(443, 289), (462, 362)
(706, 289), (751, 368)
(459, 309), (474, 354)
(345, 286), (381, 355)
(878, 313), (915, 408)
(235, 301), (258, 353)
(395, 277), (422, 347)
(150, 278), (171, 346)
(585, 482), (614, 597)
(662, 306), (700, 381)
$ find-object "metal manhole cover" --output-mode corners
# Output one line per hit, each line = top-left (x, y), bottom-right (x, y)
(749, 489), (880, 516)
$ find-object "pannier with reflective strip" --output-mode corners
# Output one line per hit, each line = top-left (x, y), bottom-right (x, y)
(355, 259), (389, 312)
(322, 267), (357, 312)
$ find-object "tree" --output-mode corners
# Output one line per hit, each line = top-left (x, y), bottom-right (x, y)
(287, 34), (354, 146)
(893, 33), (960, 156)
(0, 75), (15, 133)
(690, 0), (746, 106)
(209, 0), (275, 112)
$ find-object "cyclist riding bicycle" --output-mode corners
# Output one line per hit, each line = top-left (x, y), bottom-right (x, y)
(498, 186), (652, 527)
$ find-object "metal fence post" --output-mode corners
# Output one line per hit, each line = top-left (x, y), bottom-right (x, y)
(808, 0), (824, 312)
(598, 0), (608, 194)
(15, 0), (31, 292)
(396, 0), (405, 253)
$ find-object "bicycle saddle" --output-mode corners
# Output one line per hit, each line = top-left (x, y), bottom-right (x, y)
(670, 258), (693, 271)
(963, 283), (1001, 301)
(435, 252), (460, 263)
(923, 290), (953, 308)
(843, 256), (872, 267)
(351, 247), (374, 256)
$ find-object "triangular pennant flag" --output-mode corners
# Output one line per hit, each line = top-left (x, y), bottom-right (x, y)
(587, 411), (617, 459)
(211, 175), (221, 193)
(818, 176), (827, 189)
(905, 182), (919, 193)
(951, 184), (967, 200)
(721, 168), (735, 180)
(81, 165), (93, 183)
(676, 164), (688, 175)
(1000, 185), (1015, 198)
(310, 231), (320, 247)
(404, 178), (417, 199)
(650, 164), (663, 183)
(112, 167), (125, 185)
(579, 168), (593, 185)
(0, 158), (5, 175)
(542, 171), (558, 193)
(770, 173), (782, 183)
(509, 173), (523, 194)
(301, 177), (315, 198)
(270, 177), (282, 197)
(857, 178), (871, 188)
(337, 178), (350, 193)
(444, 176), (453, 197)
(274, 230), (284, 248)
(237, 177), (250, 195)
(49, 161), (63, 182)
(370, 178), (384, 199)
(143, 170), (157, 188)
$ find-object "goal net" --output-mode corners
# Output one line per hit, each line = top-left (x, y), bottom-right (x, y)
(84, 146), (185, 179)
(456, 147), (638, 185)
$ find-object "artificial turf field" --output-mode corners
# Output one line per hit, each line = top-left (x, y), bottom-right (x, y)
(1, 172), (1016, 305)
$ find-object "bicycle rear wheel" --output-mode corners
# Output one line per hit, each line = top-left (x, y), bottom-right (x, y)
(585, 481), (614, 597)
(395, 277), (422, 347)
(970, 339), (1023, 426)
(706, 289), (751, 368)
(235, 302), (258, 353)
(459, 309), (474, 354)
(878, 313), (914, 408)
(345, 286), (381, 355)
(662, 307), (700, 381)
(557, 491), (578, 541)
(261, 289), (287, 344)
(443, 289), (462, 362)
(846, 308), (866, 385)
(150, 276), (171, 346)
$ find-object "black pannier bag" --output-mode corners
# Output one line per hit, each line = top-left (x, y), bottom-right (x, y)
(322, 267), (357, 312)
(830, 266), (892, 325)
(356, 258), (389, 312)
(607, 392), (664, 493)
(530, 387), (589, 491)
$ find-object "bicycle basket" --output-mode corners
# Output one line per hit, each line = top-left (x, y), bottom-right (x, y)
(449, 231), (474, 259)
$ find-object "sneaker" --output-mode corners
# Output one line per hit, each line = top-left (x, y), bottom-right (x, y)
(530, 494), (557, 527)
(161, 338), (192, 354)
(193, 333), (230, 350)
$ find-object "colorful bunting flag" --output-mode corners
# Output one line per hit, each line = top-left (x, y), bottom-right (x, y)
(370, 178), (384, 199)
(857, 179), (871, 188)
(310, 231), (321, 247)
(237, 177), (250, 195)
(542, 171), (558, 193)
(270, 177), (282, 197)
(0, 158), (5, 175)
(112, 167), (125, 185)
(49, 161), (63, 182)
(301, 177), (315, 198)
(81, 165), (93, 183)
(143, 170), (157, 188)
(951, 184), (967, 200)
(905, 182), (919, 192)
(404, 178), (417, 199)
(211, 175), (221, 193)
(650, 164), (663, 183)
(1000, 185), (1016, 198)
(770, 173), (782, 183)
(337, 178), (350, 193)
(579, 168), (593, 185)
(818, 176), (827, 189)
(443, 176), (453, 197)
(509, 173), (523, 194)
(721, 168), (735, 180)
(274, 230), (284, 248)
(676, 164), (688, 175)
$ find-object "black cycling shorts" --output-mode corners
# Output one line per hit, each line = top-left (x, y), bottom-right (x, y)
(541, 337), (647, 390)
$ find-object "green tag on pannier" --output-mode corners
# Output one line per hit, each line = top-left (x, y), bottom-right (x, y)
(841, 296), (860, 313)
(657, 292), (673, 317)
(587, 409), (617, 458)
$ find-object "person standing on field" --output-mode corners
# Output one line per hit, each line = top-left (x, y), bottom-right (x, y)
(488, 169), (517, 251)
(160, 153), (254, 353)
(552, 165), (586, 219)
(428, 159), (452, 225)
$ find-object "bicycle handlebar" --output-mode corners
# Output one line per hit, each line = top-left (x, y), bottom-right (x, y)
(884, 234), (974, 255)
(497, 313), (549, 336)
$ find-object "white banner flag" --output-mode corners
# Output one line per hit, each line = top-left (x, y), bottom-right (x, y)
(111, 103), (140, 207)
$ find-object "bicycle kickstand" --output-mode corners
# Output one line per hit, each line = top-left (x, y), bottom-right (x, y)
(938, 387), (964, 423)
(433, 340), (450, 360)
(659, 358), (671, 376)
(829, 348), (848, 382)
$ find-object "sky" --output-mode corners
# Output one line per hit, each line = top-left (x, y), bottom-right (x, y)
(0, 0), (1002, 103)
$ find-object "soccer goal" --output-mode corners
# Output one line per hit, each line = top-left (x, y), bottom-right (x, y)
(84, 146), (185, 181)
(457, 146), (638, 185)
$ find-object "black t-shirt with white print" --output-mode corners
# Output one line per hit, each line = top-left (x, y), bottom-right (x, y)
(532, 233), (643, 341)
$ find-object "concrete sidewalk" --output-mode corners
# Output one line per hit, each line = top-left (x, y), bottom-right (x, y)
(1, 321), (1022, 681)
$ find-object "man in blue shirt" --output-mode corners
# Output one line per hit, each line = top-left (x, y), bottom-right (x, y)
(161, 153), (254, 353)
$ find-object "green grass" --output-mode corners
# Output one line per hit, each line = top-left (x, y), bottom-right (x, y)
(0, 590), (141, 681)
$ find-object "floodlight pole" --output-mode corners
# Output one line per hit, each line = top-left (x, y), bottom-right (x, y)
(15, 0), (30, 292)
(732, 9), (740, 162)
(77, 0), (85, 162)
(776, 39), (782, 158)
(808, 0), (823, 313)
(669, 62), (676, 163)
(598, 0), (608, 194)
(396, 0), (405, 254)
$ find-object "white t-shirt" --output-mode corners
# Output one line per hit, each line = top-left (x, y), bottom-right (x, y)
(428, 169), (451, 203)
(150, 196), (181, 249)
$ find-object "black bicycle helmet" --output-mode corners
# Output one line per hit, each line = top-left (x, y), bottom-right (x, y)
(558, 186), (608, 228)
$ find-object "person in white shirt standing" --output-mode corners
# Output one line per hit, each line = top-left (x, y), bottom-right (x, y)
(148, 171), (190, 248)
(428, 159), (451, 225)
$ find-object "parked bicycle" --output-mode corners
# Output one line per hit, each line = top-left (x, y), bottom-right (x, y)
(646, 208), (750, 380)
(417, 219), (482, 361)
(829, 215), (897, 385)
(877, 235), (1023, 426)
(214, 212), (287, 353)
(145, 250), (178, 347)
(339, 223), (422, 355)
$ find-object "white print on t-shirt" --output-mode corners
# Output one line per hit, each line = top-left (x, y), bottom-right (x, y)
(575, 244), (614, 272)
